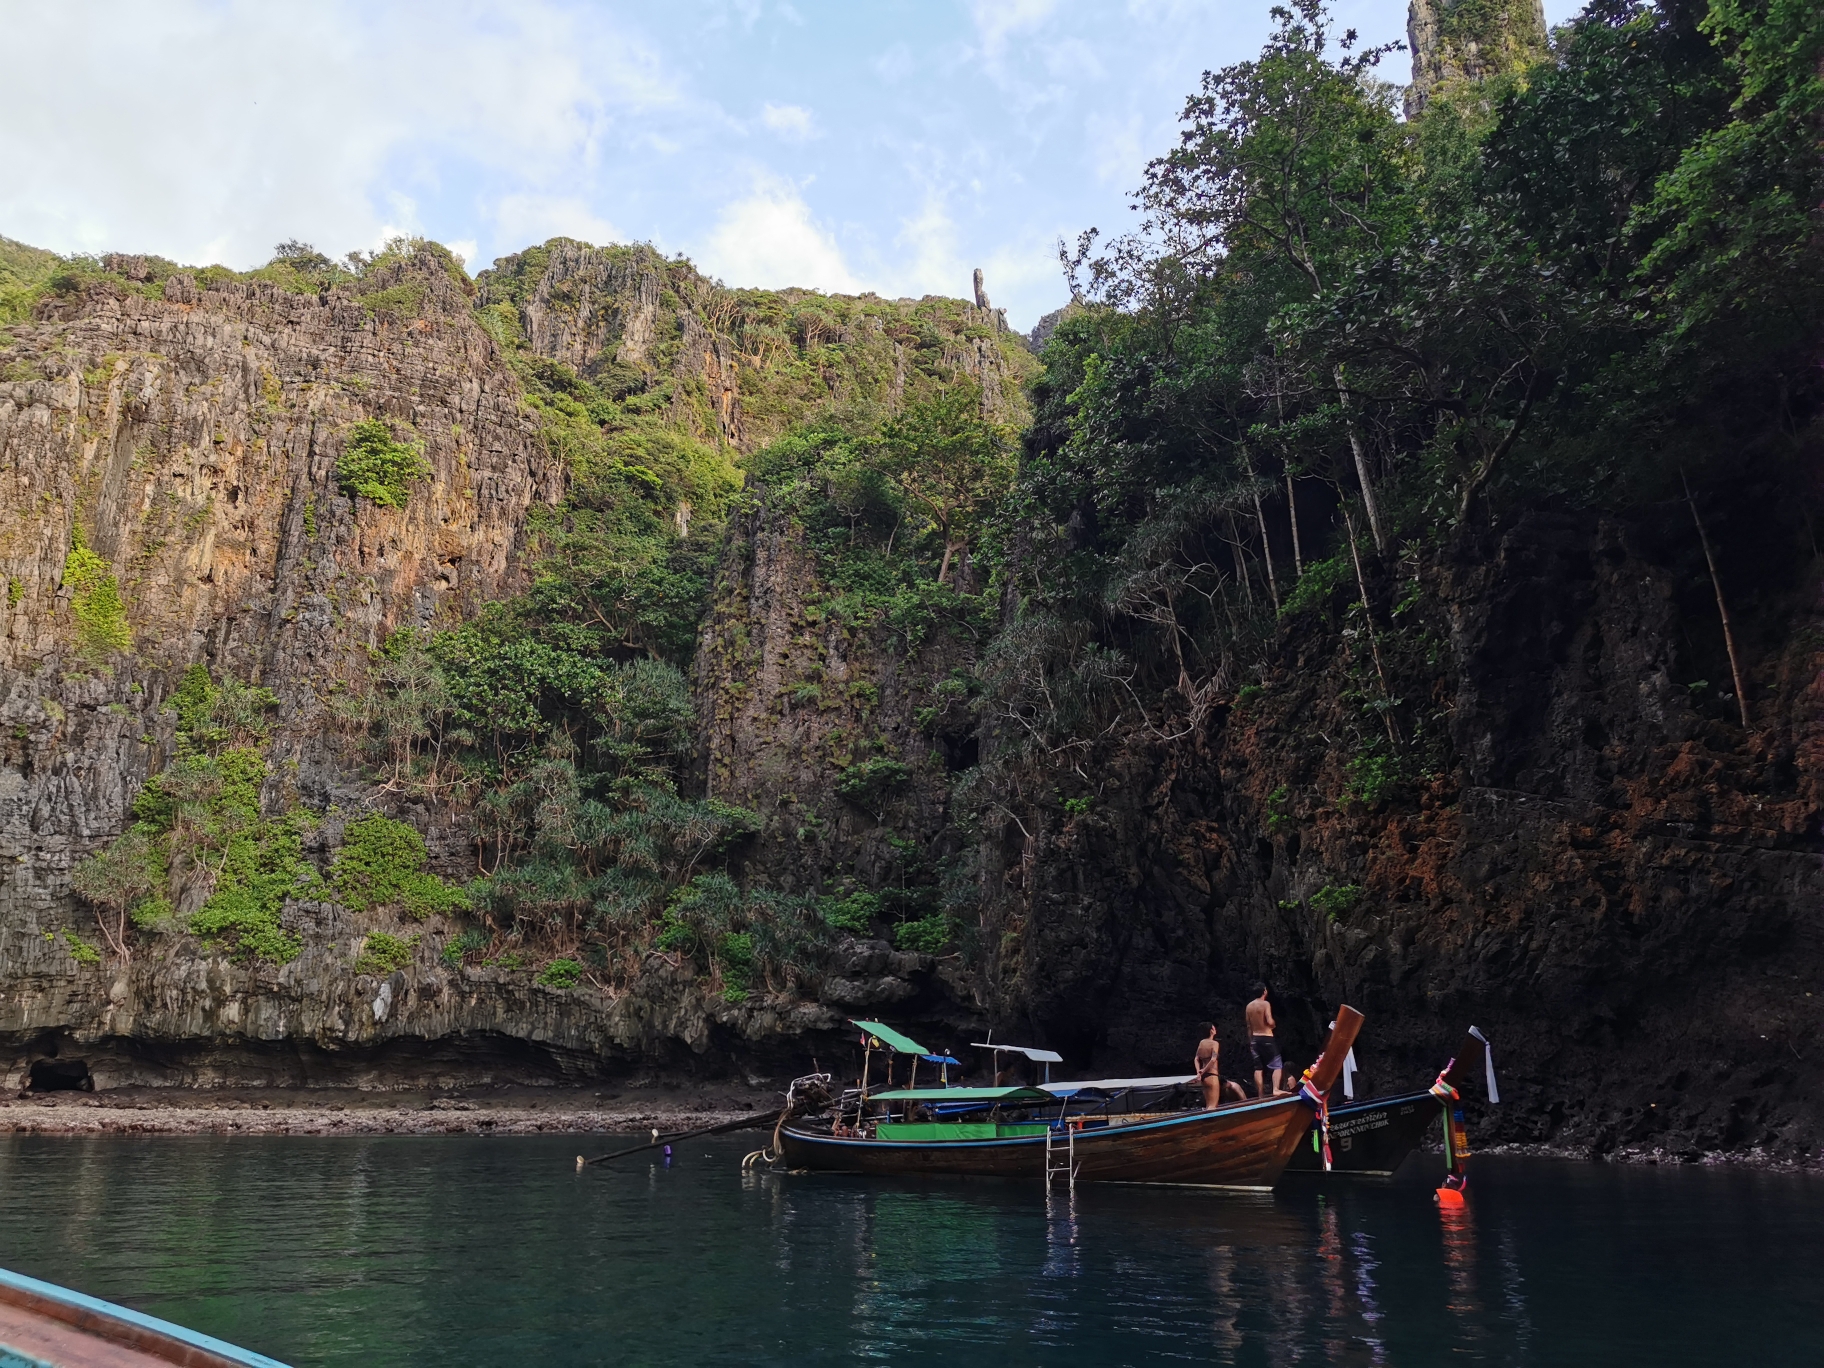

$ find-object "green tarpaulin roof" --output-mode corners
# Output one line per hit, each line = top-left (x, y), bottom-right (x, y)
(868, 1086), (1055, 1103)
(852, 1020), (928, 1055)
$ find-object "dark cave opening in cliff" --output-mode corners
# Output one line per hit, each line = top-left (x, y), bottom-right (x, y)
(28, 1059), (93, 1092)
(937, 733), (979, 773)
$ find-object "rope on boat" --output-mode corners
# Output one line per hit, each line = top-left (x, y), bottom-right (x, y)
(576, 1070), (835, 1171)
(743, 1071), (834, 1170)
(575, 1111), (779, 1168)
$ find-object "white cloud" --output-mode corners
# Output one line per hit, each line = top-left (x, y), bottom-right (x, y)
(697, 177), (861, 293)
(1084, 109), (1149, 188)
(891, 197), (967, 299)
(970, 0), (1061, 58)
(1044, 36), (1104, 82)
(874, 42), (915, 83)
(447, 239), (480, 272)
(760, 102), (818, 141)
(489, 195), (624, 257)
(1121, 0), (1209, 20)
(0, 0), (675, 268)
(964, 0), (1090, 120)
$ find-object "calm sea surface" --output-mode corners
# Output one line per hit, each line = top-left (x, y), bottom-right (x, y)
(0, 1132), (1818, 1366)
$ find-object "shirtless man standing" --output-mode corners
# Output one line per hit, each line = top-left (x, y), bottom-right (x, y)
(1246, 984), (1285, 1096)
(1194, 1025), (1247, 1108)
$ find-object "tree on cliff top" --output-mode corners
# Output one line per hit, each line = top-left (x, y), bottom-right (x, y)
(882, 383), (1016, 586)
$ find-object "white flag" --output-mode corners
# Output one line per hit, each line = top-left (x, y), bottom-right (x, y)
(1469, 1026), (1499, 1104)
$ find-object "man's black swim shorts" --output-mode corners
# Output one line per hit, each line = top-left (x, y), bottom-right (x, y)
(1249, 1035), (1283, 1072)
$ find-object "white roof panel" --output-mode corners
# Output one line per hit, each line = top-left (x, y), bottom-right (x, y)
(1040, 1076), (1197, 1095)
(971, 1042), (1064, 1063)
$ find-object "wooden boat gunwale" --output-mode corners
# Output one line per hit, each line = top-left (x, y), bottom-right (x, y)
(0, 1265), (287, 1368)
(779, 1091), (1312, 1191)
(783, 1087), (1296, 1155)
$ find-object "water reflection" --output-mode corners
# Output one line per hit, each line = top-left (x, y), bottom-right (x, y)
(0, 1136), (1820, 1367)
(1437, 1193), (1485, 1357)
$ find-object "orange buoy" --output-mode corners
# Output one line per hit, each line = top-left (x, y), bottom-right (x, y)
(1436, 1185), (1466, 1206)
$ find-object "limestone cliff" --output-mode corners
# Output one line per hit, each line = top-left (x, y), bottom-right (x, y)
(1406, 0), (1549, 118)
(0, 237), (1034, 1091)
(0, 244), (588, 1086)
(5, 230), (1816, 1166)
(973, 511), (1824, 1160)
(476, 238), (1030, 454)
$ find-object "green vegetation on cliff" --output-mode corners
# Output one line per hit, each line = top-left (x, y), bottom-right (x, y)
(60, 527), (132, 660)
(331, 815), (467, 919)
(75, 665), (306, 963)
(333, 241), (1031, 984)
(0, 236), (60, 329)
(73, 666), (467, 965)
(981, 0), (1821, 825)
(336, 420), (431, 509)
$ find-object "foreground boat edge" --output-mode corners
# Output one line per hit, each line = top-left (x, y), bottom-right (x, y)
(0, 1266), (288, 1368)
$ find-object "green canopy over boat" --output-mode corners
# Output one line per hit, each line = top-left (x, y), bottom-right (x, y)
(851, 1020), (928, 1055)
(867, 1086), (1054, 1103)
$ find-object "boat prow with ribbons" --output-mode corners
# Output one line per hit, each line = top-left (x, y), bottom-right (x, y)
(771, 1007), (1365, 1191)
(1282, 1026), (1500, 1180)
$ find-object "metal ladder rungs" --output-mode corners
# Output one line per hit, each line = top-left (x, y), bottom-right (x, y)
(1044, 1124), (1078, 1187)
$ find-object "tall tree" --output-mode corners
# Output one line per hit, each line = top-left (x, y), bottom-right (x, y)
(883, 385), (1016, 586)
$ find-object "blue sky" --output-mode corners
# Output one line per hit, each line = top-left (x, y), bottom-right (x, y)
(2, 0), (1585, 331)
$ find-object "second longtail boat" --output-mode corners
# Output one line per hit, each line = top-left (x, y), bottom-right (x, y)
(1282, 1026), (1499, 1177)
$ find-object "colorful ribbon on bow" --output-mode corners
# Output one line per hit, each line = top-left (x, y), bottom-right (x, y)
(1297, 1064), (1332, 1171)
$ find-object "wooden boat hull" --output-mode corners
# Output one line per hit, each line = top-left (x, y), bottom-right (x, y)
(1281, 1089), (1441, 1176)
(780, 1092), (1315, 1190)
(0, 1266), (285, 1367)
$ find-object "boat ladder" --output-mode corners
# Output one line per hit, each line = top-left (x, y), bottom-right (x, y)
(1044, 1122), (1078, 1187)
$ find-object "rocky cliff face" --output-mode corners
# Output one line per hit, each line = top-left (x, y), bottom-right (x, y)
(0, 246), (577, 1089)
(0, 239), (1035, 1093)
(691, 498), (984, 1020)
(485, 237), (1034, 968)
(5, 235), (1817, 1162)
(976, 511), (1824, 1160)
(1405, 0), (1549, 118)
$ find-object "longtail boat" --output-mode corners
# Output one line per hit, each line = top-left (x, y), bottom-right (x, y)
(1283, 1026), (1499, 1177)
(0, 1266), (286, 1368)
(771, 1007), (1364, 1190)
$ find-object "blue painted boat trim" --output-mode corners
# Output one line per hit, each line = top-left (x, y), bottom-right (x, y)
(790, 1093), (1303, 1151)
(0, 1267), (289, 1367)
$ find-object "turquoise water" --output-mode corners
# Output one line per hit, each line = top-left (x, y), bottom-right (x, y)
(1, 1132), (1819, 1366)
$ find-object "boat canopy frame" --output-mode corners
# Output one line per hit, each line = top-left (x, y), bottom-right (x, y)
(868, 1086), (1054, 1104)
(972, 1039), (1064, 1084)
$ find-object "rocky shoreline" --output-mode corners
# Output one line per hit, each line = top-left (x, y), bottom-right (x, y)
(0, 1084), (774, 1138)
(6, 1090), (1820, 1172)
